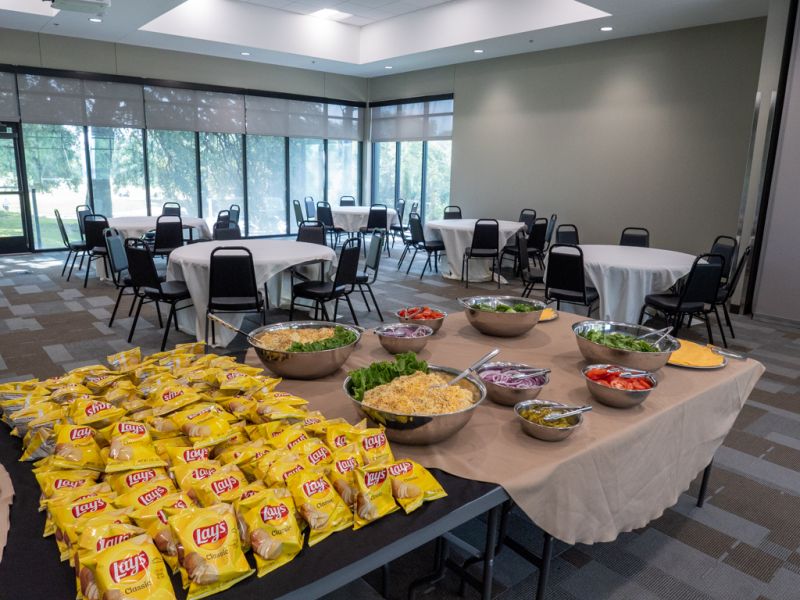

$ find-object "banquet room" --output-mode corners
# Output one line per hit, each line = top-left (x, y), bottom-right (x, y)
(0, 0), (799, 599)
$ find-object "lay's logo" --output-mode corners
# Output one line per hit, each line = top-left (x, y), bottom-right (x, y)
(72, 498), (107, 518)
(171, 499), (188, 509)
(191, 467), (217, 480)
(85, 401), (113, 417)
(137, 486), (169, 506)
(364, 469), (388, 488)
(333, 434), (347, 448)
(226, 371), (243, 380)
(335, 457), (357, 474)
(362, 433), (386, 451)
(69, 427), (93, 441)
(388, 461), (414, 477)
(54, 478), (84, 490)
(117, 422), (146, 436)
(161, 389), (183, 402)
(302, 477), (330, 497)
(109, 550), (149, 583)
(304, 416), (321, 425)
(193, 521), (228, 548)
(307, 446), (331, 466)
(183, 448), (209, 462)
(187, 405), (213, 420)
(240, 489), (259, 501)
(96, 533), (134, 552)
(260, 504), (289, 522)
(210, 476), (240, 496)
(126, 470), (156, 487)
(286, 433), (307, 449)
(281, 465), (303, 481)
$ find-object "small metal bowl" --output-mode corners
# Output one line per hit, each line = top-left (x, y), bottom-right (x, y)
(476, 362), (549, 406)
(342, 365), (486, 445)
(582, 364), (657, 409)
(395, 308), (447, 333)
(459, 296), (546, 337)
(249, 321), (361, 380)
(514, 399), (583, 442)
(374, 323), (434, 355)
(572, 320), (680, 371)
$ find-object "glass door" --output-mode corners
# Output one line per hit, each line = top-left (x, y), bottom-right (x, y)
(0, 124), (29, 253)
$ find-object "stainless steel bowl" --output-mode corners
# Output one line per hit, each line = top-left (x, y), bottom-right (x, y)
(249, 321), (361, 380)
(459, 296), (546, 337)
(342, 365), (486, 445)
(572, 320), (680, 371)
(374, 323), (434, 355)
(395, 308), (447, 333)
(476, 362), (549, 406)
(582, 364), (657, 409)
(514, 399), (582, 442)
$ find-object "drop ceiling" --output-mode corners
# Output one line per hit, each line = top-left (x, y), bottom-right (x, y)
(0, 0), (770, 77)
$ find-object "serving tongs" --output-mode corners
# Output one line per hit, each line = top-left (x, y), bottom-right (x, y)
(438, 348), (500, 388)
(207, 314), (267, 349)
(507, 367), (551, 380)
(606, 366), (652, 379)
(708, 345), (746, 360)
(635, 326), (674, 347)
(543, 405), (593, 421)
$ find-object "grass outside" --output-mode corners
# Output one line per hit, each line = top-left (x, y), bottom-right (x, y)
(0, 210), (73, 249)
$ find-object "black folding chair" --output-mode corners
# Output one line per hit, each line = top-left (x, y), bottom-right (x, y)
(519, 208), (537, 234)
(443, 205), (462, 220)
(710, 235), (738, 284)
(76, 204), (91, 239)
(356, 231), (385, 321)
(500, 210), (538, 272)
(205, 247), (266, 345)
(290, 238), (362, 325)
(213, 222), (242, 240)
(216, 210), (231, 229)
(555, 224), (579, 245)
(389, 199), (407, 247)
(55, 209), (87, 280)
(544, 214), (557, 249)
(153, 215), (184, 257)
(400, 213), (445, 278)
(712, 246), (751, 344)
(125, 239), (192, 351)
(462, 219), (500, 289)
(545, 244), (599, 315)
(620, 227), (650, 248)
(518, 235), (544, 298)
(161, 202), (181, 217)
(339, 196), (356, 207)
(82, 214), (110, 288)
(304, 197), (316, 219)
(293, 199), (305, 227)
(229, 204), (241, 224)
(317, 201), (345, 248)
(639, 254), (725, 345)
(105, 228), (135, 327)
(358, 205), (390, 258)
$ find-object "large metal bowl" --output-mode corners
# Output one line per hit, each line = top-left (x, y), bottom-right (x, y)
(249, 321), (361, 379)
(342, 365), (486, 445)
(514, 399), (583, 442)
(572, 320), (680, 371)
(459, 296), (546, 337)
(395, 308), (447, 333)
(582, 364), (657, 409)
(476, 362), (549, 406)
(374, 323), (434, 355)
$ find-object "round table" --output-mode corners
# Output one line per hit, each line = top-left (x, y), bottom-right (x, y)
(107, 216), (212, 240)
(425, 219), (525, 281)
(167, 239), (336, 346)
(579, 244), (696, 323)
(331, 206), (399, 232)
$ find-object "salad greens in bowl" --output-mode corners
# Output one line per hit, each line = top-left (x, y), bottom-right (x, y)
(572, 320), (680, 371)
(458, 296), (546, 337)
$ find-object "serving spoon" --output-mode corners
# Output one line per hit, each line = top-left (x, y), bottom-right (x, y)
(437, 348), (500, 388)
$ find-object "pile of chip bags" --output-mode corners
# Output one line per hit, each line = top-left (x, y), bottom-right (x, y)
(0, 343), (446, 599)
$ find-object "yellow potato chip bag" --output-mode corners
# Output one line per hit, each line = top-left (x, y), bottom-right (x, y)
(353, 464), (400, 529)
(49, 489), (120, 560)
(324, 421), (362, 450)
(193, 464), (248, 506)
(114, 479), (177, 510)
(52, 424), (105, 471)
(387, 459), (447, 513)
(148, 384), (202, 416)
(107, 347), (142, 371)
(264, 454), (306, 488)
(269, 425), (309, 451)
(173, 460), (221, 497)
(287, 470), (353, 546)
(166, 445), (211, 467)
(328, 445), (363, 507)
(74, 521), (146, 600)
(244, 488), (303, 577)
(101, 421), (168, 473)
(36, 468), (100, 510)
(357, 428), (394, 465)
(296, 438), (334, 470)
(131, 491), (195, 573)
(170, 403), (234, 448)
(107, 467), (171, 495)
(92, 534), (176, 600)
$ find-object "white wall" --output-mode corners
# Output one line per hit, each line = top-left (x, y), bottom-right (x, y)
(369, 19), (765, 255)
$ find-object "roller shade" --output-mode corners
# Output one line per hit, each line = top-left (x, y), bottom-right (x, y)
(144, 86), (245, 133)
(245, 96), (362, 140)
(84, 80), (144, 128)
(370, 98), (453, 142)
(0, 72), (19, 122)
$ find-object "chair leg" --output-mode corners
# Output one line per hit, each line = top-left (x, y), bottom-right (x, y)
(406, 249), (418, 275)
(289, 296), (295, 321)
(78, 252), (85, 271)
(333, 298), (339, 323)
(495, 256), (500, 289)
(723, 303), (735, 339)
(61, 250), (72, 277)
(129, 288), (138, 316)
(161, 303), (175, 351)
(204, 311), (210, 345)
(109, 287), (125, 327)
(320, 301), (331, 321)
(367, 285), (384, 322)
(421, 254), (431, 279)
(713, 305), (727, 348)
(638, 304), (647, 325)
(344, 294), (359, 326)
(128, 296), (144, 343)
(155, 301), (163, 329)
(703, 312), (714, 345)
(397, 245), (409, 270)
(358, 285), (371, 312)
(465, 257), (470, 288)
(67, 251), (80, 281)
(83, 255), (92, 288)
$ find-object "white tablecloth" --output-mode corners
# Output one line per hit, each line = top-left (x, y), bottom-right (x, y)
(108, 216), (212, 241)
(166, 239), (336, 346)
(331, 206), (399, 232)
(580, 244), (695, 323)
(425, 219), (525, 281)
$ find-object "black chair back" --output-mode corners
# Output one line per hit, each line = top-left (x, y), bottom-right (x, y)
(409, 213), (425, 245)
(104, 228), (128, 278)
(304, 197), (316, 219)
(680, 254), (725, 307)
(620, 227), (650, 248)
(209, 247), (259, 307)
(154, 215), (183, 251)
(556, 224), (579, 245)
(297, 220), (326, 245)
(216, 210), (231, 229)
(395, 199), (406, 224)
(519, 209), (537, 234)
(339, 196), (356, 207)
(529, 218), (548, 252)
(471, 219), (499, 251)
(710, 235), (738, 282)
(293, 200), (304, 226)
(333, 238), (361, 289)
(544, 214), (557, 246)
(518, 234), (533, 280)
(125, 239), (162, 290)
(76, 205), (91, 237)
(214, 222), (242, 240)
(443, 205), (462, 220)
(410, 201), (419, 216)
(366, 205), (388, 230)
(161, 202), (181, 217)
(229, 204), (241, 224)
(55, 209), (71, 248)
(365, 230), (385, 276)
(84, 214), (109, 249)
(723, 246), (752, 301)
(546, 244), (588, 300)
(317, 202), (334, 227)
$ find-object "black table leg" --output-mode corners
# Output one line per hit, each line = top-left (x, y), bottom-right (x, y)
(697, 460), (713, 507)
(536, 532), (554, 600)
(481, 505), (501, 600)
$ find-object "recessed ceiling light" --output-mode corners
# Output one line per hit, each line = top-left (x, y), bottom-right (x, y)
(309, 8), (352, 21)
(240, 51), (251, 56)
(600, 26), (613, 32)
(88, 17), (102, 23)
(473, 49), (484, 54)
(384, 66), (393, 70)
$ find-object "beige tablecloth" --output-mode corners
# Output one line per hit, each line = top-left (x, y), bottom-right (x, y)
(331, 206), (399, 232)
(246, 312), (763, 545)
(107, 216), (212, 240)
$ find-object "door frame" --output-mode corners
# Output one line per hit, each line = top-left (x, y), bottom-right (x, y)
(0, 122), (32, 254)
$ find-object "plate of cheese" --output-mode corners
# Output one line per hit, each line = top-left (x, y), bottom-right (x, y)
(667, 339), (727, 369)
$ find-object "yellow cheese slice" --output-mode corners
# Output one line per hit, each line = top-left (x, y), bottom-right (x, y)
(539, 308), (558, 322)
(668, 339), (725, 368)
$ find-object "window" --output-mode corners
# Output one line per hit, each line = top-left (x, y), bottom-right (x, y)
(399, 141), (422, 209)
(147, 130), (198, 217)
(425, 140), (452, 221)
(247, 135), (286, 235)
(23, 124), (88, 249)
(200, 132), (244, 226)
(88, 127), (146, 217)
(372, 142), (396, 206)
(327, 139), (359, 206)
(289, 138), (324, 232)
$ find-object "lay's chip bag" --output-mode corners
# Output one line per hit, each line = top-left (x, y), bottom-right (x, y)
(52, 424), (104, 471)
(287, 470), (352, 546)
(244, 488), (303, 577)
(192, 464), (248, 506)
(91, 534), (176, 600)
(387, 459), (447, 513)
(328, 444), (363, 507)
(101, 421), (167, 473)
(353, 464), (400, 529)
(358, 428), (394, 465)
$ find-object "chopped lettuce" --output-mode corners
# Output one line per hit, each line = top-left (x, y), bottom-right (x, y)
(348, 352), (429, 402)
(580, 330), (658, 352)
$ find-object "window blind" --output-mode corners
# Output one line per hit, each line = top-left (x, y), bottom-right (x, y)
(245, 96), (362, 140)
(144, 86), (245, 134)
(0, 72), (19, 122)
(370, 98), (453, 142)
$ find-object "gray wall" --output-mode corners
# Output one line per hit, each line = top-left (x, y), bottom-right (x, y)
(370, 19), (765, 255)
(753, 8), (800, 324)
